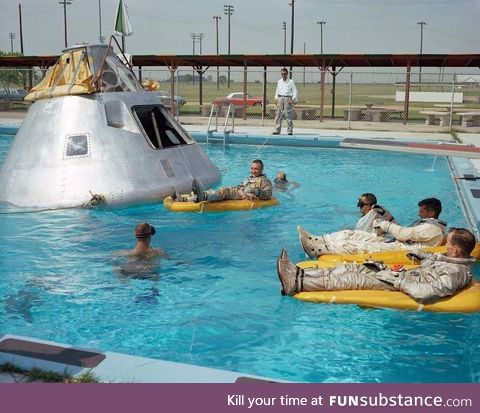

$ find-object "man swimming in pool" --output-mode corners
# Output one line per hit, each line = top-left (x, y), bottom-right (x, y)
(278, 228), (475, 304)
(273, 171), (300, 193)
(115, 222), (168, 279)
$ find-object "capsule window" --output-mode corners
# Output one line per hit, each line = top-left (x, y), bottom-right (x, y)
(65, 134), (89, 157)
(132, 105), (193, 149)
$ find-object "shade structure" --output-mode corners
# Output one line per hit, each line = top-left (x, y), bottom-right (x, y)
(114, 0), (133, 37)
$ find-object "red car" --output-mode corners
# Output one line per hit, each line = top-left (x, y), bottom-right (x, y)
(213, 92), (268, 107)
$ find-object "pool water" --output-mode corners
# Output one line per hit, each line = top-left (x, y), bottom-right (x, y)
(1, 134), (479, 383)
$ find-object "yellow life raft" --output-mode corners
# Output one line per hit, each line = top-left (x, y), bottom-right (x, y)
(163, 196), (279, 212)
(316, 244), (480, 266)
(294, 259), (480, 313)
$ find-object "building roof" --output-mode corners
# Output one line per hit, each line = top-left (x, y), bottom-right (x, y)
(1, 53), (480, 69)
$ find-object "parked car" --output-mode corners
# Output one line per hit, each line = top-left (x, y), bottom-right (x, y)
(213, 92), (268, 106)
(0, 88), (27, 101)
(155, 91), (187, 108)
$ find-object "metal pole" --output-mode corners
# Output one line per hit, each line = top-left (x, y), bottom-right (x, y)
(331, 66), (336, 118)
(213, 16), (221, 90)
(449, 75), (455, 132)
(98, 0), (104, 44)
(282, 21), (286, 54)
(262, 65), (267, 124)
(59, 1), (72, 48)
(417, 21), (426, 83)
(224, 4), (234, 88)
(198, 33), (204, 54)
(317, 21), (326, 54)
(9, 33), (15, 53)
(190, 33), (196, 85)
(289, 0), (294, 78)
(403, 65), (411, 125)
(303, 42), (306, 87)
(348, 72), (353, 129)
(18, 3), (24, 54)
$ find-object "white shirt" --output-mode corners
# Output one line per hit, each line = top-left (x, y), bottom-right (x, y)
(275, 78), (298, 101)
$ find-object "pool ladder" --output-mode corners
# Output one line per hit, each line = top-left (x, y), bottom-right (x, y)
(206, 103), (235, 147)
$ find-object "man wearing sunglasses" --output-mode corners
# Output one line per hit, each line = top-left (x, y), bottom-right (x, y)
(354, 193), (396, 232)
(299, 198), (447, 258)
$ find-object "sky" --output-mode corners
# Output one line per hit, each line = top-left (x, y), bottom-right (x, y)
(0, 0), (479, 57)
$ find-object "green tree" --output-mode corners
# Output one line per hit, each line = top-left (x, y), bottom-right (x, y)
(0, 50), (27, 90)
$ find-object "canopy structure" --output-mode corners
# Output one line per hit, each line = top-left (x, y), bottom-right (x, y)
(2, 53), (480, 69)
(2, 52), (480, 123)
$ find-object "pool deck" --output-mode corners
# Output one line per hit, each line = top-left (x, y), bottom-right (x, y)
(0, 334), (277, 383)
(2, 111), (480, 382)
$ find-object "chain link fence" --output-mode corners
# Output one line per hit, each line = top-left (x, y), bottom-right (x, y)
(2, 66), (480, 130)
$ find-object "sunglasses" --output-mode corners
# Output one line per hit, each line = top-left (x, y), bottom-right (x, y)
(357, 200), (371, 208)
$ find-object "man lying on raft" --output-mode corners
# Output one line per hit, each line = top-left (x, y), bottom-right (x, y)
(174, 159), (273, 203)
(299, 198), (446, 258)
(278, 227), (475, 304)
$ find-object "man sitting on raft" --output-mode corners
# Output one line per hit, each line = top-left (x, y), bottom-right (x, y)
(175, 159), (273, 203)
(353, 192), (396, 232)
(299, 198), (446, 258)
(278, 228), (475, 304)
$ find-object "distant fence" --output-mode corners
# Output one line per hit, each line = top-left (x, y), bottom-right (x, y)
(2, 67), (480, 131)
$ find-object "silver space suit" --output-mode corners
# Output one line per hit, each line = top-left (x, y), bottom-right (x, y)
(299, 218), (447, 258)
(277, 250), (474, 304)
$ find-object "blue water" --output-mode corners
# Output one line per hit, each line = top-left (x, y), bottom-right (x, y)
(1, 133), (479, 383)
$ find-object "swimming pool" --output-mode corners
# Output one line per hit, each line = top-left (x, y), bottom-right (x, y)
(1, 133), (479, 383)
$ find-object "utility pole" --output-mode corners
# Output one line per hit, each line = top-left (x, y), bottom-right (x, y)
(289, 0), (294, 78)
(59, 0), (72, 48)
(98, 0), (104, 44)
(190, 33), (196, 85)
(282, 21), (286, 54)
(18, 3), (24, 54)
(198, 33), (204, 54)
(9, 33), (16, 53)
(224, 4), (234, 88)
(213, 16), (222, 90)
(417, 21), (427, 83)
(317, 21), (326, 54)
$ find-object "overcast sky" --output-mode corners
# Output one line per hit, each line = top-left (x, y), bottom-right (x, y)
(0, 0), (479, 56)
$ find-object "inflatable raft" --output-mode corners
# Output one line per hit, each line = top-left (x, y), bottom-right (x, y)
(163, 196), (279, 212)
(294, 282), (480, 313)
(294, 260), (480, 313)
(315, 244), (480, 266)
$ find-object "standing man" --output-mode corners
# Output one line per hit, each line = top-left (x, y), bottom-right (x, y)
(273, 67), (298, 135)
